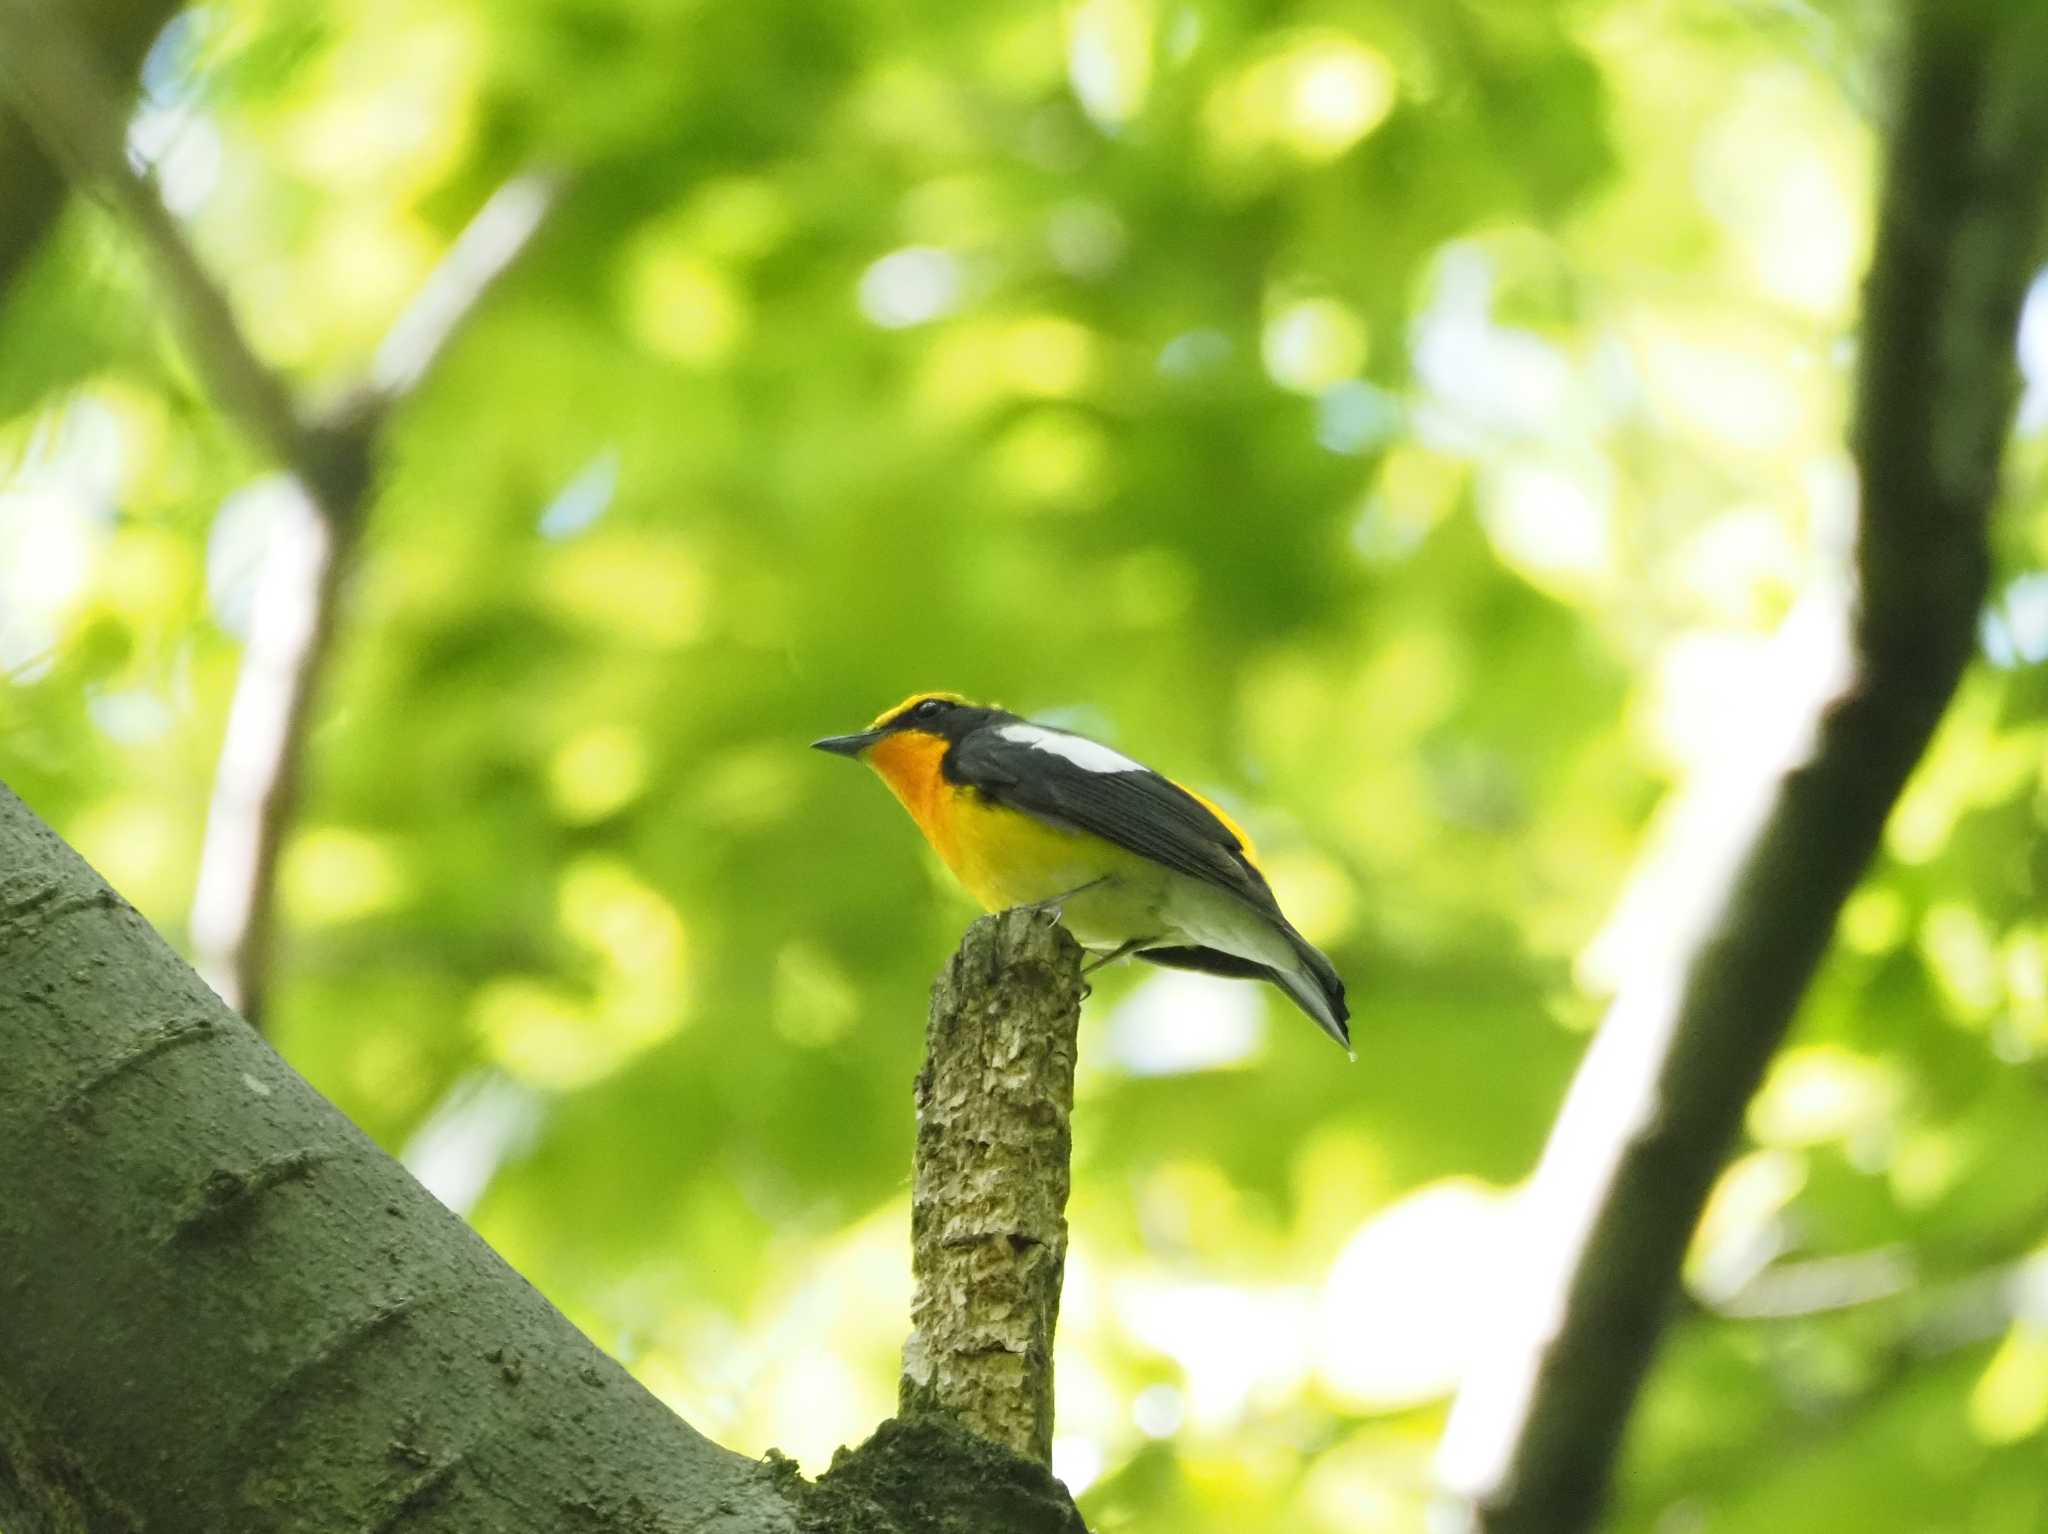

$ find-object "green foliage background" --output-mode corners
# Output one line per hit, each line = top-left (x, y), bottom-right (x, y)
(6, 0), (2048, 1528)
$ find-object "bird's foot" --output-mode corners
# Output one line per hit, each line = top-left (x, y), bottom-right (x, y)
(1081, 936), (1159, 974)
(1014, 877), (1108, 924)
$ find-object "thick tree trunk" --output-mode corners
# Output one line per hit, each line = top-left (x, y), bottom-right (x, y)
(0, 782), (1090, 1533)
(0, 781), (795, 1532)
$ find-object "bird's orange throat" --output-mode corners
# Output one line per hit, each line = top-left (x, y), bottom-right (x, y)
(864, 730), (958, 863)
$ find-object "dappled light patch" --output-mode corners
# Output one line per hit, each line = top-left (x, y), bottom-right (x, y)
(279, 824), (410, 925)
(988, 408), (1116, 512)
(1106, 967), (1265, 1075)
(1202, 32), (1398, 167)
(1686, 1148), (1807, 1304)
(67, 794), (189, 915)
(1317, 1178), (1515, 1410)
(1262, 297), (1368, 396)
(621, 242), (749, 366)
(470, 856), (690, 1089)
(1066, 0), (1153, 131)
(1747, 1046), (1905, 1151)
(547, 722), (649, 824)
(536, 532), (706, 648)
(1970, 1325), (2048, 1446)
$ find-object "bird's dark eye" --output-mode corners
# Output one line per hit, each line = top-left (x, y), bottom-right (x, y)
(911, 698), (947, 722)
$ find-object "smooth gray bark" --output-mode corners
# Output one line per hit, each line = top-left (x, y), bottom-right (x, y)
(0, 783), (1089, 1533)
(0, 780), (796, 1533)
(899, 910), (1085, 1465)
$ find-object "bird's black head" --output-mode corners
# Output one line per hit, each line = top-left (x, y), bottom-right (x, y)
(811, 691), (1006, 756)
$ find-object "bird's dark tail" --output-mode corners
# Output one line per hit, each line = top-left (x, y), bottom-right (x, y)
(1273, 923), (1350, 1052)
(1138, 926), (1350, 1052)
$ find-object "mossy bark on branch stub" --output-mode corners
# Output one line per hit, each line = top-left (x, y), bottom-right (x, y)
(899, 907), (1085, 1466)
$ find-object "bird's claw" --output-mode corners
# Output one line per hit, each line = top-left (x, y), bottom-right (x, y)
(1014, 877), (1109, 925)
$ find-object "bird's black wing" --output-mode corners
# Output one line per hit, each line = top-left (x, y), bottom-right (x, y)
(946, 725), (1281, 916)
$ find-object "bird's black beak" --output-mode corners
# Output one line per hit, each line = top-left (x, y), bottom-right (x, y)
(812, 730), (883, 758)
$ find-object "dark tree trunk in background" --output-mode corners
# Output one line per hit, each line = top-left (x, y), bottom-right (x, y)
(1441, 4), (2048, 1529)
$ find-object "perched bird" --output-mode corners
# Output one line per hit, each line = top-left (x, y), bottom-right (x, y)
(813, 692), (1350, 1050)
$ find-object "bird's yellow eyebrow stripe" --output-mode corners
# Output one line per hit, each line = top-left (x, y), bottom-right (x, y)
(866, 690), (973, 731)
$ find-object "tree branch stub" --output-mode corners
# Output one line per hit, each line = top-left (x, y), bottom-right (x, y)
(900, 907), (1087, 1467)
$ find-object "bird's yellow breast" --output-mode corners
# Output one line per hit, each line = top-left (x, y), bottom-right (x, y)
(865, 731), (1131, 911)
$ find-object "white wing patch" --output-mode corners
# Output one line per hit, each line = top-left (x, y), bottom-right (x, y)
(997, 722), (1144, 775)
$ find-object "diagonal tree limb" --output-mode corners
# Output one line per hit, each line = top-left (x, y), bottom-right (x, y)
(1437, 6), (2048, 1532)
(186, 480), (356, 1024)
(0, 782), (1092, 1531)
(0, 782), (801, 1532)
(363, 173), (557, 418)
(185, 169), (556, 1023)
(0, 0), (556, 1026)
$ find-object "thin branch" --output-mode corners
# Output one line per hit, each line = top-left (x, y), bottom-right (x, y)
(186, 480), (348, 1019)
(899, 908), (1086, 1465)
(0, 0), (557, 1026)
(366, 172), (558, 411)
(1437, 6), (2048, 1532)
(0, 0), (309, 475)
(1700, 1247), (1917, 1321)
(0, 0), (183, 299)
(186, 175), (553, 1023)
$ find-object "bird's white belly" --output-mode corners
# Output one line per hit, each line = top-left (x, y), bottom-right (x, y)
(1058, 869), (1293, 973)
(1056, 871), (1170, 952)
